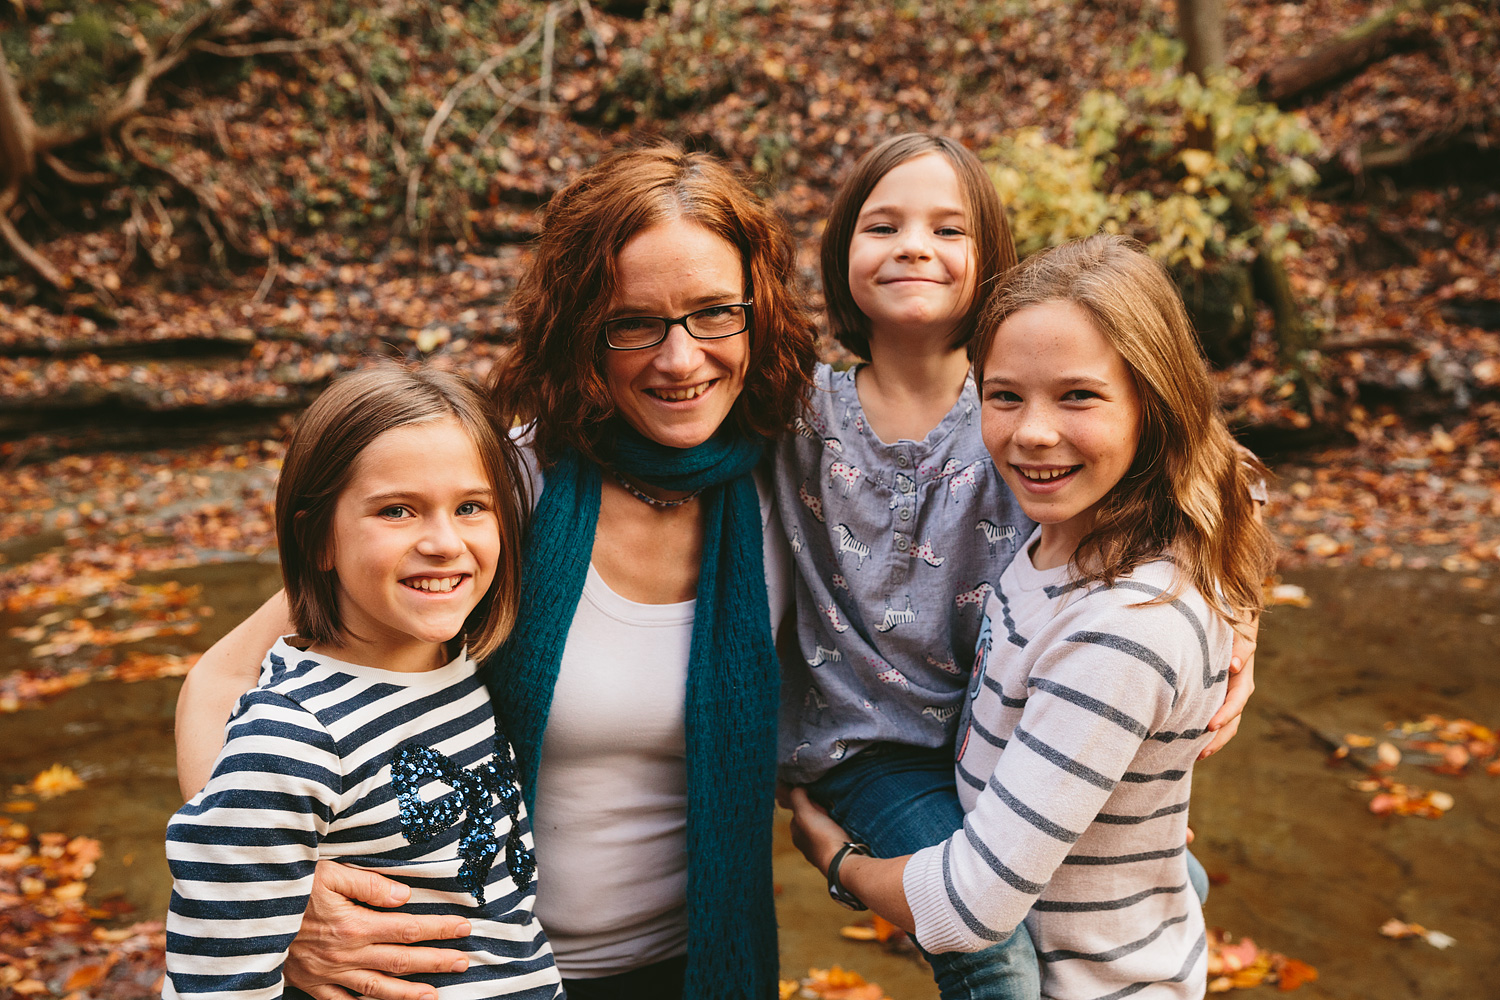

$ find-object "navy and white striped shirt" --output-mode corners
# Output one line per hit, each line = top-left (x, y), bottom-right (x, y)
(904, 530), (1230, 999)
(165, 638), (561, 1000)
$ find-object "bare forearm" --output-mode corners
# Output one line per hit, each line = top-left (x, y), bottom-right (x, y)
(175, 590), (293, 798)
(839, 854), (917, 934)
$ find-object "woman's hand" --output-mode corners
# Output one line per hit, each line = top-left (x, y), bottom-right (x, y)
(1200, 617), (1257, 760)
(787, 787), (850, 875)
(787, 788), (917, 934)
(285, 861), (472, 1000)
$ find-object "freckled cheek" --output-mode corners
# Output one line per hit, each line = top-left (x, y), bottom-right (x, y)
(979, 410), (1015, 459)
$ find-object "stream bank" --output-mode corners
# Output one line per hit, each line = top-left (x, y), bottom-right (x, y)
(4, 561), (1496, 998)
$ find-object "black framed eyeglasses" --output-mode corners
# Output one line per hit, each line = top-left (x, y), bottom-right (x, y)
(603, 301), (753, 351)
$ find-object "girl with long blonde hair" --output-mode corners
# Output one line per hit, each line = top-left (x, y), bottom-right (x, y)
(791, 234), (1275, 1000)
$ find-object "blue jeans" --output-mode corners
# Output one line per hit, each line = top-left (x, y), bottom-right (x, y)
(808, 743), (1041, 1000)
(809, 743), (1212, 1000)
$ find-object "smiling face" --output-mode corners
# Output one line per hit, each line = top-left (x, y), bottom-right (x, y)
(322, 416), (500, 672)
(980, 299), (1143, 566)
(603, 218), (751, 449)
(846, 152), (976, 345)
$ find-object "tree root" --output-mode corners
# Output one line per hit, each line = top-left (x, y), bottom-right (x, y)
(40, 153), (116, 187)
(338, 40), (410, 172)
(193, 21), (357, 59)
(405, 0), (602, 234)
(407, 19), (544, 233)
(0, 184), (68, 292)
(0, 0), (251, 299)
(120, 119), (253, 257)
(1258, 0), (1445, 104)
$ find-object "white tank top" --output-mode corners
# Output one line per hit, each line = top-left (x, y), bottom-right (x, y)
(531, 564), (694, 977)
(513, 430), (792, 978)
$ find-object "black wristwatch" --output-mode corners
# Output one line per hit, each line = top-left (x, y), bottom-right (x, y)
(826, 841), (872, 910)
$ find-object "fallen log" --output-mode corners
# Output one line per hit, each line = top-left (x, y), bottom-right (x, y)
(1257, 0), (1444, 103)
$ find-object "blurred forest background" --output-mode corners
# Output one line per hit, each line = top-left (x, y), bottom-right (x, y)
(1, 0), (1496, 464)
(2, 0), (1500, 997)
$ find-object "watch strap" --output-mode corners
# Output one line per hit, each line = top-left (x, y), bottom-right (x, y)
(826, 840), (872, 911)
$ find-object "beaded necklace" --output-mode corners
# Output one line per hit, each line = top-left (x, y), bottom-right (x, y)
(610, 468), (703, 508)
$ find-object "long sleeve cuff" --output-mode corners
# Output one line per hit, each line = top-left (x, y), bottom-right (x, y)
(903, 843), (987, 955)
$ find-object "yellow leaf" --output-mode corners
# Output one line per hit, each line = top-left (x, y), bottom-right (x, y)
(15, 764), (86, 799)
(840, 923), (879, 940)
(1180, 149), (1214, 177)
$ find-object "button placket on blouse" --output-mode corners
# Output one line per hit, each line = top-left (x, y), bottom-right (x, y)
(891, 446), (919, 563)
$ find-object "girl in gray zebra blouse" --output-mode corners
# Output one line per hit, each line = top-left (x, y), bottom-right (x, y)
(790, 235), (1276, 999)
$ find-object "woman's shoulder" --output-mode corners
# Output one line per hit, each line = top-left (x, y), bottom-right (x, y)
(508, 422), (543, 508)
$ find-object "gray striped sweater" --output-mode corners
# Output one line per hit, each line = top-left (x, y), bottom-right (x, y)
(904, 531), (1229, 1000)
(164, 638), (562, 1000)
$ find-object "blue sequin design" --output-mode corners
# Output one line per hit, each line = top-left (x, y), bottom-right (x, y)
(390, 738), (536, 904)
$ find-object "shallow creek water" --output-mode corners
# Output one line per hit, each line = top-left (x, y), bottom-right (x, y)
(2, 562), (1495, 998)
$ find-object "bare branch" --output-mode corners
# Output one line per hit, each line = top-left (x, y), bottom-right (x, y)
(33, 1), (249, 154)
(405, 166), (424, 235)
(120, 210), (139, 272)
(147, 192), (179, 266)
(475, 80), (542, 149)
(208, 111), (236, 158)
(194, 21), (358, 59)
(356, 70), (380, 157)
(339, 40), (404, 133)
(577, 0), (609, 62)
(129, 115), (202, 136)
(407, 20), (544, 232)
(121, 119), (252, 255)
(41, 153), (117, 187)
(338, 39), (409, 171)
(420, 23), (543, 151)
(540, 1), (562, 135)
(0, 184), (68, 291)
(248, 182), (279, 306)
(197, 207), (229, 272)
(166, 0), (242, 57)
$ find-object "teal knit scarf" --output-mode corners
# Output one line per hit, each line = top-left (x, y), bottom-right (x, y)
(486, 425), (780, 999)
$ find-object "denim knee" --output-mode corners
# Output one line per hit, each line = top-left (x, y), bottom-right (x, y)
(924, 921), (1040, 1000)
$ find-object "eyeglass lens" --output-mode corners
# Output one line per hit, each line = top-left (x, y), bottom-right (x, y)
(606, 304), (748, 349)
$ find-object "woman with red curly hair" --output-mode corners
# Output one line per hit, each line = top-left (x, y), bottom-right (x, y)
(175, 145), (817, 1000)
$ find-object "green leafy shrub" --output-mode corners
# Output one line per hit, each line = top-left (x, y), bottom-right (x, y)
(987, 42), (1322, 271)
(588, 0), (746, 124)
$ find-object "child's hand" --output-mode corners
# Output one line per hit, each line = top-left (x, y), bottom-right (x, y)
(1201, 617), (1258, 759)
(788, 787), (853, 875)
(285, 860), (471, 1000)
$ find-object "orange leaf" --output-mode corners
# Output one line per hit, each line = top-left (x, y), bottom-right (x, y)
(64, 963), (107, 990)
(1277, 959), (1319, 990)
